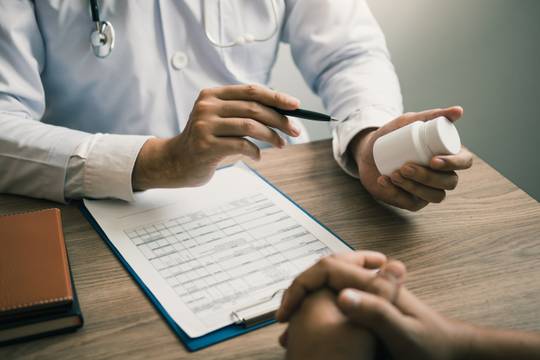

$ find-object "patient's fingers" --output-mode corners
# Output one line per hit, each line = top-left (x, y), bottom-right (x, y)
(278, 328), (289, 348)
(337, 288), (414, 342)
(276, 255), (400, 322)
(276, 257), (375, 322)
(331, 250), (387, 268)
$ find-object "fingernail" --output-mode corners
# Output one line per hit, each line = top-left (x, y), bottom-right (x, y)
(380, 265), (401, 282)
(402, 165), (415, 177)
(432, 157), (445, 168)
(290, 123), (301, 137)
(391, 172), (403, 184)
(341, 289), (362, 308)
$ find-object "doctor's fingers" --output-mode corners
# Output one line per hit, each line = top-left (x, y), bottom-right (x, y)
(399, 163), (459, 191)
(211, 84), (300, 111)
(377, 106), (464, 139)
(217, 100), (299, 137)
(406, 106), (464, 123)
(390, 172), (447, 204)
(212, 118), (285, 148)
(430, 148), (474, 172)
(276, 257), (405, 322)
(216, 137), (261, 161)
(376, 176), (429, 211)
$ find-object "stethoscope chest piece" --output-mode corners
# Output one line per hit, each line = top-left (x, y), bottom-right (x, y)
(90, 21), (115, 58)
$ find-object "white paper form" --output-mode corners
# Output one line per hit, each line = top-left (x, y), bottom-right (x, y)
(84, 162), (352, 338)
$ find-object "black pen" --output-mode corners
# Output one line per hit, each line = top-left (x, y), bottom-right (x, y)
(274, 108), (339, 122)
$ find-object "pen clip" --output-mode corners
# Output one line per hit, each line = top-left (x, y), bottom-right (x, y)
(230, 289), (285, 328)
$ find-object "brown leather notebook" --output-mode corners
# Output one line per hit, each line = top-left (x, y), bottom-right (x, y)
(0, 208), (73, 319)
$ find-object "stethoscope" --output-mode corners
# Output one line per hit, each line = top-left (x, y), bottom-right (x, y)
(89, 0), (115, 58)
(89, 0), (279, 59)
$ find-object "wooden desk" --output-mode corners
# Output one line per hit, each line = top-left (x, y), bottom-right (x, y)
(1, 140), (539, 359)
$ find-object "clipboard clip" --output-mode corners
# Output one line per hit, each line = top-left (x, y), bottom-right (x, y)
(230, 289), (286, 328)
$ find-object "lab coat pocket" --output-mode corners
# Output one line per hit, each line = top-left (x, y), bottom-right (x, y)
(207, 0), (284, 83)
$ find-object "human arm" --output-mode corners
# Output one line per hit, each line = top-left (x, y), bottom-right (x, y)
(283, 288), (376, 360)
(338, 280), (540, 360)
(276, 251), (394, 360)
(131, 84), (301, 190)
(349, 107), (474, 210)
(0, 0), (93, 203)
(64, 84), (302, 198)
(282, 0), (473, 211)
(282, 0), (402, 175)
(277, 251), (540, 360)
(0, 3), (300, 202)
(0, 1), (160, 203)
(451, 323), (540, 360)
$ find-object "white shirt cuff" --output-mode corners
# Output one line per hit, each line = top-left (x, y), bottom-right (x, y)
(332, 106), (399, 178)
(66, 134), (151, 202)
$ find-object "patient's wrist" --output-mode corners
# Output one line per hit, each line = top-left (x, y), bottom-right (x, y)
(450, 320), (486, 360)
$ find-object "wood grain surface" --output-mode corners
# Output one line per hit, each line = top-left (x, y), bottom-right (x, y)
(1, 140), (539, 359)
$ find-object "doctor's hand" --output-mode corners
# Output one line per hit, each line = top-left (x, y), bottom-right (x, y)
(349, 107), (473, 211)
(132, 84), (301, 190)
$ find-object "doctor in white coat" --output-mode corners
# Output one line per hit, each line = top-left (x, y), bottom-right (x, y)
(0, 0), (472, 210)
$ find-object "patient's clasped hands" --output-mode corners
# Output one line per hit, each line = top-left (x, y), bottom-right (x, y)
(275, 251), (461, 360)
(275, 251), (540, 360)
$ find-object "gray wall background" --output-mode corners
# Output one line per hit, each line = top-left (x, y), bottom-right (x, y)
(270, 0), (540, 201)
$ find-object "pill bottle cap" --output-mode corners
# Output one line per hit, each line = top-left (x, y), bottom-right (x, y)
(423, 117), (461, 156)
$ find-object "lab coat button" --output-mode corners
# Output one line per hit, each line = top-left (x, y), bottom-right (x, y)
(171, 52), (188, 70)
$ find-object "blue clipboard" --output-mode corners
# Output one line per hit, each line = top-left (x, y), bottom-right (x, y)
(80, 163), (352, 351)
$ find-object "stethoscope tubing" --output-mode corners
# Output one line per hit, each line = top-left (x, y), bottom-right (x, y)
(89, 0), (280, 58)
(202, 0), (280, 48)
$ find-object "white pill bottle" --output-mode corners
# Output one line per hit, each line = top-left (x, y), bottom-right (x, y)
(373, 116), (462, 176)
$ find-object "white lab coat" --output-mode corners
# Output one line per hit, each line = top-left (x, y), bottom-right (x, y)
(0, 0), (402, 203)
